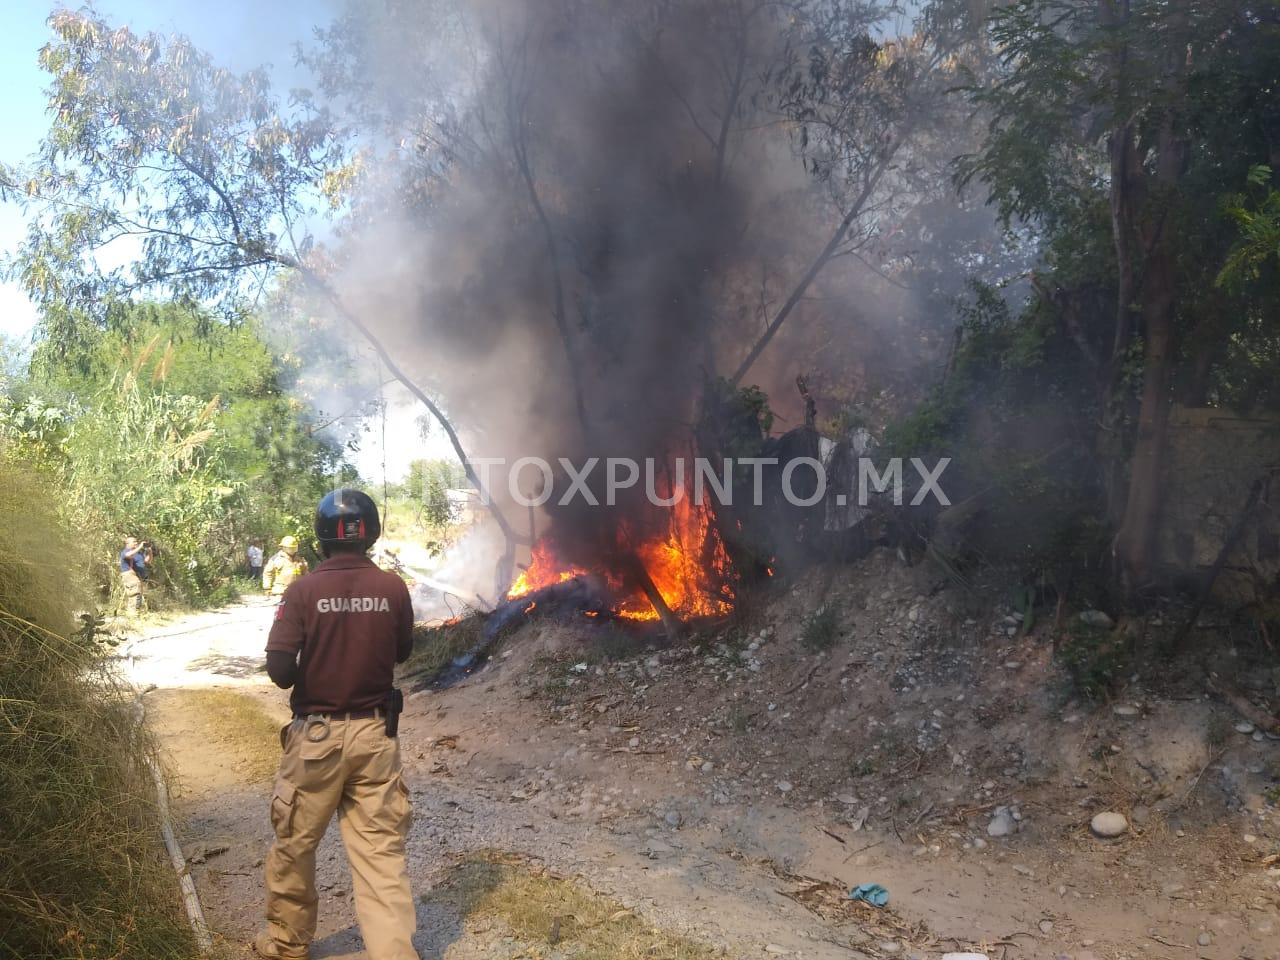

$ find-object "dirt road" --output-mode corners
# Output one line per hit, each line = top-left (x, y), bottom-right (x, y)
(131, 601), (844, 959)
(130, 600), (1280, 960)
(124, 599), (282, 690)
(134, 601), (893, 960)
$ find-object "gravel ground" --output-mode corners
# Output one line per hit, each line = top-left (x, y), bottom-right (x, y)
(134, 569), (1280, 960)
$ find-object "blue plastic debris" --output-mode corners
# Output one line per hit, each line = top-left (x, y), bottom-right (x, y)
(848, 883), (889, 907)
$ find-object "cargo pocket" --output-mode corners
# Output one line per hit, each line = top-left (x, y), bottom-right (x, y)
(298, 718), (342, 763)
(270, 780), (297, 840)
(393, 776), (413, 834)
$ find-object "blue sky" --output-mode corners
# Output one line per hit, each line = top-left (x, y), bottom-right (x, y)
(0, 0), (334, 342)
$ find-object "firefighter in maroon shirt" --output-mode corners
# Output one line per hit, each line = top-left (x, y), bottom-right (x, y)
(255, 489), (419, 960)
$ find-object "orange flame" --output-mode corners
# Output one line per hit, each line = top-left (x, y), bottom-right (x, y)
(506, 495), (734, 622)
(507, 541), (591, 598)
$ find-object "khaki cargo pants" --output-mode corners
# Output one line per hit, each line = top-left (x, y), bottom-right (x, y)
(121, 569), (144, 614)
(264, 715), (419, 959)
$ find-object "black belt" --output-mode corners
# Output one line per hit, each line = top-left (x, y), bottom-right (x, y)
(293, 708), (383, 721)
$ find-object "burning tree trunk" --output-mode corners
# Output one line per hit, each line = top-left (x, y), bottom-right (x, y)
(627, 556), (684, 640)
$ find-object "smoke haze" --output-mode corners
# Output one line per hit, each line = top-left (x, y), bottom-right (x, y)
(298, 0), (1005, 572)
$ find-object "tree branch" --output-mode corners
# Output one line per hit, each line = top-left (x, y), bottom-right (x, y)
(276, 252), (522, 547)
(501, 37), (593, 445)
(713, 15), (750, 187)
(729, 141), (899, 387)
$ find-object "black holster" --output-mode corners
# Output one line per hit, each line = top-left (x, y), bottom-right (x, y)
(384, 687), (404, 738)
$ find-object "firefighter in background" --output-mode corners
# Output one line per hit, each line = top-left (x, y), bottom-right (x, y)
(255, 489), (417, 960)
(371, 545), (406, 577)
(263, 536), (309, 597)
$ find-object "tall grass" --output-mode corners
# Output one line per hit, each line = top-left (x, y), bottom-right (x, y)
(0, 454), (197, 959)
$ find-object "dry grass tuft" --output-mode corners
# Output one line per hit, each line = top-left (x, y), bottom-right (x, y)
(401, 616), (486, 680)
(0, 453), (196, 959)
(430, 853), (724, 960)
(179, 688), (283, 784)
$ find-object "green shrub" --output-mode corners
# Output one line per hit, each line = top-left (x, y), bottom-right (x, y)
(801, 604), (843, 651)
(0, 452), (196, 959)
(1, 303), (345, 608)
(1057, 619), (1130, 699)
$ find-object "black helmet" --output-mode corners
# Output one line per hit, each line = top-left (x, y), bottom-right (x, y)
(315, 488), (382, 547)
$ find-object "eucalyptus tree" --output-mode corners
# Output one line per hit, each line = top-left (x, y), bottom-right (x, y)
(1, 9), (519, 553)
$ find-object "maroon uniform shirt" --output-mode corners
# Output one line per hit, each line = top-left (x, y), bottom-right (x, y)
(266, 553), (414, 715)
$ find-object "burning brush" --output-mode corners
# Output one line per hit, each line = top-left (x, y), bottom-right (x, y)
(507, 494), (735, 635)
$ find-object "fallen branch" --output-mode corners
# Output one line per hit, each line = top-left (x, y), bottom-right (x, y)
(842, 838), (884, 863)
(818, 826), (847, 845)
(1171, 747), (1225, 812)
(1207, 675), (1280, 733)
(782, 661), (824, 697)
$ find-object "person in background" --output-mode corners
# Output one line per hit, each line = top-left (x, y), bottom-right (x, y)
(263, 536), (308, 598)
(247, 539), (265, 582)
(119, 536), (151, 615)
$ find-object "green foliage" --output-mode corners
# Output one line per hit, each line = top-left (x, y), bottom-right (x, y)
(1057, 620), (1130, 700)
(1, 9), (342, 331)
(925, 0), (1280, 597)
(63, 373), (234, 601)
(801, 603), (842, 651)
(0, 303), (342, 605)
(0, 454), (196, 959)
(959, 0), (1280, 416)
(405, 458), (468, 530)
(698, 378), (774, 470)
(884, 280), (1108, 575)
(1219, 165), (1280, 289)
(884, 282), (1044, 454)
(885, 280), (1072, 456)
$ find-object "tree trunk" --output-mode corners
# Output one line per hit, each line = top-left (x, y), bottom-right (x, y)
(1113, 227), (1176, 591)
(630, 556), (683, 641)
(1109, 0), (1189, 596)
(1097, 127), (1140, 532)
(1096, 0), (1139, 532)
